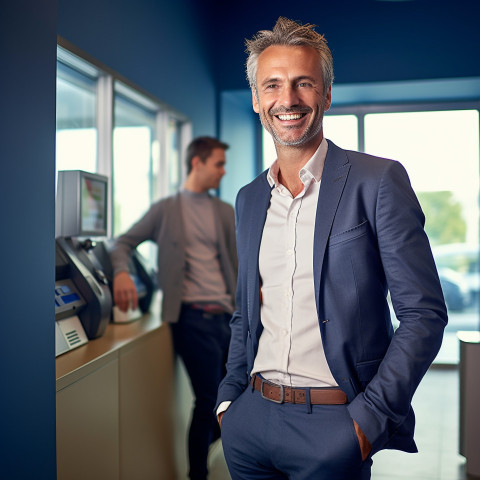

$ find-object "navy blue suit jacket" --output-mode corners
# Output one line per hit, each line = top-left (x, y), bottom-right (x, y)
(216, 140), (447, 455)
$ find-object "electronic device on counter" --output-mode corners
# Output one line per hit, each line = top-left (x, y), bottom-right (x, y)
(55, 170), (112, 355)
(55, 278), (88, 357)
(55, 237), (111, 344)
(55, 169), (158, 359)
(56, 169), (108, 238)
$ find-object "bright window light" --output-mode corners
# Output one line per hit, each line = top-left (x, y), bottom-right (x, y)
(324, 114), (358, 151)
(365, 110), (479, 245)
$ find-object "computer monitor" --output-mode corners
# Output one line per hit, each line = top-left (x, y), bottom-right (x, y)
(56, 170), (109, 237)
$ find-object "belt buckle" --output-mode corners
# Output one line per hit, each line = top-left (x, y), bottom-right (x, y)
(261, 379), (284, 404)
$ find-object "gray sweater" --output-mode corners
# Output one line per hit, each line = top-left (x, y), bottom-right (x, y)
(110, 191), (237, 323)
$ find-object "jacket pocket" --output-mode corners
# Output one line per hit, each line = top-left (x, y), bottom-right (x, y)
(329, 220), (369, 247)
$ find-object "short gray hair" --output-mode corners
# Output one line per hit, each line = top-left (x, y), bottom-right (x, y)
(245, 17), (334, 96)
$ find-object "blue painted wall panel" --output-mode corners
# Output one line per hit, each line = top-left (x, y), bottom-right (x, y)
(58, 0), (217, 137)
(219, 91), (258, 206)
(199, 0), (480, 91)
(0, 1), (58, 478)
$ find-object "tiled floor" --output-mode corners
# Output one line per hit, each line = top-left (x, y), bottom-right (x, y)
(370, 367), (468, 480)
(202, 367), (475, 480)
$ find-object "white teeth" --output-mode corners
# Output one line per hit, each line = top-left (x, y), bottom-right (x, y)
(277, 113), (303, 120)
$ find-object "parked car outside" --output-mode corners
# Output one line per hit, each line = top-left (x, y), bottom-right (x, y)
(437, 267), (470, 311)
(432, 243), (479, 310)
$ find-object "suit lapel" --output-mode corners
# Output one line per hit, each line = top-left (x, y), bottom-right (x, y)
(313, 142), (351, 316)
(246, 173), (272, 328)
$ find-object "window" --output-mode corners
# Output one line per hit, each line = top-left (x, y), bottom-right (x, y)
(262, 128), (276, 170)
(364, 109), (480, 363)
(323, 114), (358, 151)
(56, 50), (99, 173)
(364, 110), (479, 249)
(55, 41), (191, 253)
(113, 87), (158, 237)
(112, 84), (162, 267)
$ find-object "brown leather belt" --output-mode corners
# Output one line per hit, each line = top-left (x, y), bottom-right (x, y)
(187, 303), (226, 315)
(251, 374), (348, 405)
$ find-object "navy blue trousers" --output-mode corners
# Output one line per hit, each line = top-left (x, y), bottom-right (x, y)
(221, 385), (373, 480)
(170, 305), (231, 480)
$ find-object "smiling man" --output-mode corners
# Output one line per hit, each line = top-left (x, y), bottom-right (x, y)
(253, 44), (330, 150)
(215, 17), (447, 480)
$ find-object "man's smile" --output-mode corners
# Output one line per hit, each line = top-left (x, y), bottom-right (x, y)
(275, 113), (307, 121)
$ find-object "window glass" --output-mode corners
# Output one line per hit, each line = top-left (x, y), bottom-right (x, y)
(324, 114), (358, 151)
(56, 62), (98, 173)
(365, 109), (480, 362)
(113, 93), (158, 266)
(262, 128), (276, 170)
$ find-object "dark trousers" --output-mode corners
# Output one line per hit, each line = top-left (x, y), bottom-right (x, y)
(170, 304), (231, 480)
(221, 385), (373, 480)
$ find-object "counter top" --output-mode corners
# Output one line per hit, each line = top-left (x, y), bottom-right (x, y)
(56, 302), (163, 380)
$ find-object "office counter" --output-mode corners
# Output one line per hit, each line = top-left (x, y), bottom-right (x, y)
(56, 305), (177, 480)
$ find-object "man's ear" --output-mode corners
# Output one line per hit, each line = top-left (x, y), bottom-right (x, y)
(324, 85), (332, 112)
(252, 87), (260, 113)
(191, 155), (202, 171)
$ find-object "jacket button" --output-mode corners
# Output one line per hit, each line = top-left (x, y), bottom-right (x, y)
(322, 319), (329, 323)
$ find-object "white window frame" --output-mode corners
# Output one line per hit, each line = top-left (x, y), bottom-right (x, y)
(56, 37), (192, 237)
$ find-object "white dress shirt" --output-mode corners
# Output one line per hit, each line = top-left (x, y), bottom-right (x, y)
(252, 138), (337, 388)
(217, 139), (337, 417)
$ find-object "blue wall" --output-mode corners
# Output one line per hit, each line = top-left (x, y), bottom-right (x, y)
(0, 2), (218, 478)
(0, 1), (58, 478)
(219, 91), (258, 205)
(200, 0), (480, 92)
(58, 0), (217, 137)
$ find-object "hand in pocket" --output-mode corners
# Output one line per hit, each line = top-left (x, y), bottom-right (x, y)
(353, 420), (372, 461)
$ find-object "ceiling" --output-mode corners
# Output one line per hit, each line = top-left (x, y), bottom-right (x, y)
(192, 0), (480, 91)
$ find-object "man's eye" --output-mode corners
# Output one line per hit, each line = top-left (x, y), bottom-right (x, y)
(298, 82), (311, 88)
(265, 84), (278, 89)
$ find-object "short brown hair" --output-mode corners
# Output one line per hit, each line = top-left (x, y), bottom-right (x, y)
(245, 16), (334, 96)
(185, 136), (229, 174)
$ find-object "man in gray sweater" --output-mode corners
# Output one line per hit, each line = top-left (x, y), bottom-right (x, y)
(110, 136), (237, 480)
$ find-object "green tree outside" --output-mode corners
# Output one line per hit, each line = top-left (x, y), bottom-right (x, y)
(417, 191), (466, 246)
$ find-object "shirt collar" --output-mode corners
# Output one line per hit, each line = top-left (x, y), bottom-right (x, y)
(267, 138), (328, 188)
(180, 188), (210, 199)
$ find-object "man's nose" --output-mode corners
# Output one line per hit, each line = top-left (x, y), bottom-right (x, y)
(278, 85), (299, 108)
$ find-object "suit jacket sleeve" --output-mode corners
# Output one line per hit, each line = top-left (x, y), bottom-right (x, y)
(347, 160), (448, 454)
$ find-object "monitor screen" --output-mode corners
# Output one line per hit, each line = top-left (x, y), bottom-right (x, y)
(81, 176), (107, 235)
(56, 170), (109, 237)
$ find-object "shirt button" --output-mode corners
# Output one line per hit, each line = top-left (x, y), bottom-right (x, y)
(282, 329), (288, 336)
(286, 249), (294, 256)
